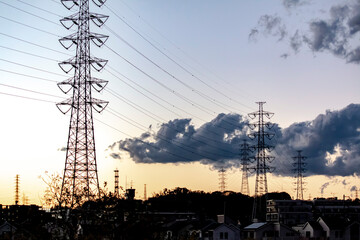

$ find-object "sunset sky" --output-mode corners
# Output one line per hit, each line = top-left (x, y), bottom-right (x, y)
(0, 0), (359, 205)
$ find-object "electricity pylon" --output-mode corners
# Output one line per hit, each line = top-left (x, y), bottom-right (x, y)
(219, 168), (227, 192)
(293, 150), (306, 200)
(114, 169), (119, 198)
(240, 140), (252, 196)
(57, 0), (109, 208)
(15, 174), (19, 205)
(248, 102), (275, 221)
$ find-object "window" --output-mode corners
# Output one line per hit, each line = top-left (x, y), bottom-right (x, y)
(224, 232), (228, 239)
(220, 232), (223, 239)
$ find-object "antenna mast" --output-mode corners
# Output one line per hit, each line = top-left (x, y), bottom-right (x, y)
(57, 0), (109, 208)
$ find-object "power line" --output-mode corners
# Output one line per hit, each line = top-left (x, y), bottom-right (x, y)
(0, 15), (60, 37)
(0, 0), (61, 27)
(105, 4), (254, 112)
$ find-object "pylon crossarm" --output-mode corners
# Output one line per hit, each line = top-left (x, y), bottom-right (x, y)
(57, 77), (74, 94)
(90, 57), (108, 71)
(89, 33), (109, 47)
(89, 98), (108, 113)
(88, 77), (108, 92)
(60, 13), (79, 30)
(56, 98), (73, 114)
(59, 57), (77, 74)
(89, 13), (109, 27)
(61, 0), (79, 10)
(92, 0), (106, 7)
(59, 33), (78, 50)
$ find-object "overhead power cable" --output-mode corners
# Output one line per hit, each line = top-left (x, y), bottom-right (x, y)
(105, 5), (253, 112)
(0, 83), (64, 99)
(0, 0), (61, 27)
(110, 0), (257, 108)
(105, 25), (243, 114)
(0, 91), (56, 103)
(0, 58), (67, 77)
(0, 15), (60, 37)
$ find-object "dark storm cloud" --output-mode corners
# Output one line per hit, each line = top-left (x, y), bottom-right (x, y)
(110, 104), (360, 176)
(111, 113), (250, 170)
(274, 104), (360, 177)
(250, 1), (360, 64)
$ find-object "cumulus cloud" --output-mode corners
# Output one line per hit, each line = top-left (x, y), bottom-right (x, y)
(110, 104), (360, 177)
(110, 113), (251, 170)
(250, 1), (360, 64)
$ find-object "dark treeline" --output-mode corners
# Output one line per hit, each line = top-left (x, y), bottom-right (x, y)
(0, 188), (292, 239)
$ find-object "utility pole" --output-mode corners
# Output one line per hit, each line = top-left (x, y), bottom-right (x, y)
(248, 102), (275, 222)
(293, 150), (306, 200)
(219, 168), (227, 192)
(240, 140), (252, 196)
(57, 0), (109, 208)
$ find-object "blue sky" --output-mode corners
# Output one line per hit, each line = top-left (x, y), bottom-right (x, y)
(0, 0), (359, 204)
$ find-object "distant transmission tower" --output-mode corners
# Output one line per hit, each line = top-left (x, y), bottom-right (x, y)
(57, 0), (109, 208)
(248, 102), (275, 221)
(293, 150), (306, 200)
(240, 140), (252, 196)
(144, 184), (147, 201)
(15, 174), (19, 205)
(114, 169), (119, 198)
(219, 168), (227, 192)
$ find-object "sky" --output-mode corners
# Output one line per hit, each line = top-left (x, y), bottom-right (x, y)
(0, 0), (359, 205)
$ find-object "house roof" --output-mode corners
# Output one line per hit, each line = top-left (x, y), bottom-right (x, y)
(244, 222), (267, 230)
(304, 221), (323, 231)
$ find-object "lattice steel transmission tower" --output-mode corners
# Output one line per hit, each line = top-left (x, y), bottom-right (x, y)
(114, 169), (119, 198)
(248, 102), (275, 221)
(219, 168), (227, 192)
(15, 174), (19, 205)
(293, 150), (306, 200)
(57, 0), (109, 208)
(240, 140), (252, 196)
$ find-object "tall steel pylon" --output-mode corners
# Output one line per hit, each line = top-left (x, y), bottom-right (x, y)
(15, 174), (19, 205)
(293, 150), (306, 200)
(57, 0), (109, 208)
(248, 102), (275, 221)
(114, 169), (119, 198)
(240, 140), (252, 196)
(219, 168), (227, 192)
